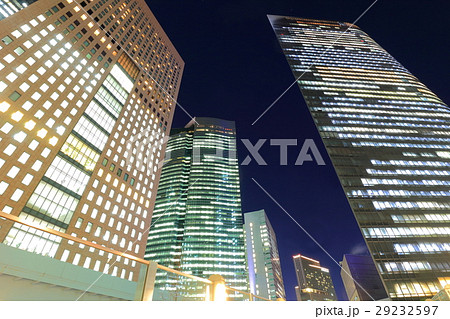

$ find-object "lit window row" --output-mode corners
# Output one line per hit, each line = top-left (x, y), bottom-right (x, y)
(363, 226), (450, 238)
(394, 243), (450, 254)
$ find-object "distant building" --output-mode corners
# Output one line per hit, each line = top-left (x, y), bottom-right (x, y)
(244, 209), (286, 300)
(293, 254), (336, 301)
(341, 254), (388, 301)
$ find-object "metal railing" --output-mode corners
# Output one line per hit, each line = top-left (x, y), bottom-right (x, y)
(225, 285), (272, 301)
(0, 211), (274, 301)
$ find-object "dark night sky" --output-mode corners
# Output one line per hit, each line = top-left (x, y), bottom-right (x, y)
(146, 0), (450, 300)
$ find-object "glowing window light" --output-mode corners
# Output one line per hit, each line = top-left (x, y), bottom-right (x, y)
(10, 189), (24, 201)
(16, 64), (27, 74)
(11, 111), (24, 121)
(11, 30), (22, 38)
(19, 83), (30, 92)
(0, 81), (7, 92)
(31, 34), (41, 42)
(37, 128), (47, 138)
(13, 131), (27, 142)
(20, 24), (31, 32)
(0, 101), (11, 112)
(49, 136), (58, 146)
(6, 72), (18, 82)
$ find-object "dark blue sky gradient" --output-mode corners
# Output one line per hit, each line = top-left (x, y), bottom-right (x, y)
(146, 0), (450, 300)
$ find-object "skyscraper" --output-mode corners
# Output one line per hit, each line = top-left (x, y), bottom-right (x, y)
(244, 209), (286, 300)
(293, 253), (336, 301)
(145, 117), (248, 300)
(0, 0), (183, 281)
(340, 254), (388, 301)
(270, 15), (450, 300)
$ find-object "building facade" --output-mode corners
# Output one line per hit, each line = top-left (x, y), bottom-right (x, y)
(341, 254), (388, 301)
(244, 209), (286, 300)
(0, 0), (183, 282)
(0, 0), (37, 20)
(293, 253), (336, 301)
(145, 117), (248, 300)
(270, 15), (450, 300)
(431, 284), (450, 301)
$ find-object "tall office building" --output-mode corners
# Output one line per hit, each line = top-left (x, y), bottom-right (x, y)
(341, 254), (388, 301)
(145, 117), (248, 300)
(293, 253), (336, 301)
(244, 209), (286, 300)
(0, 0), (183, 281)
(270, 15), (450, 300)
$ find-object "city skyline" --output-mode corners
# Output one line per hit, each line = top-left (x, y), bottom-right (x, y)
(148, 0), (449, 301)
(0, 0), (448, 302)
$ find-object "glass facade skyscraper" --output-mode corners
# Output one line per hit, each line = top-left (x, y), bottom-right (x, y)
(270, 15), (450, 300)
(0, 0), (183, 281)
(293, 253), (336, 301)
(145, 117), (248, 300)
(244, 209), (286, 300)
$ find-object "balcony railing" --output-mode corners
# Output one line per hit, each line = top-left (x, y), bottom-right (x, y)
(0, 211), (273, 301)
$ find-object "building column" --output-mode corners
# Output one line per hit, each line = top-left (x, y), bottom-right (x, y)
(141, 261), (158, 301)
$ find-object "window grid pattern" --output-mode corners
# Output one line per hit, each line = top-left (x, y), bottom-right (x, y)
(145, 118), (248, 300)
(270, 15), (450, 300)
(0, 0), (184, 282)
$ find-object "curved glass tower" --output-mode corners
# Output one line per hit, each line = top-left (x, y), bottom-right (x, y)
(145, 117), (248, 300)
(270, 15), (450, 301)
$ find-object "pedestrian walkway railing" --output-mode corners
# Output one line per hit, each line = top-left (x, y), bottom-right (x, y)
(0, 211), (274, 301)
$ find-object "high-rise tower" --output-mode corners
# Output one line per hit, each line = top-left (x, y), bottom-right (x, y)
(0, 0), (183, 281)
(270, 15), (450, 300)
(145, 117), (248, 300)
(293, 253), (336, 301)
(244, 209), (285, 300)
